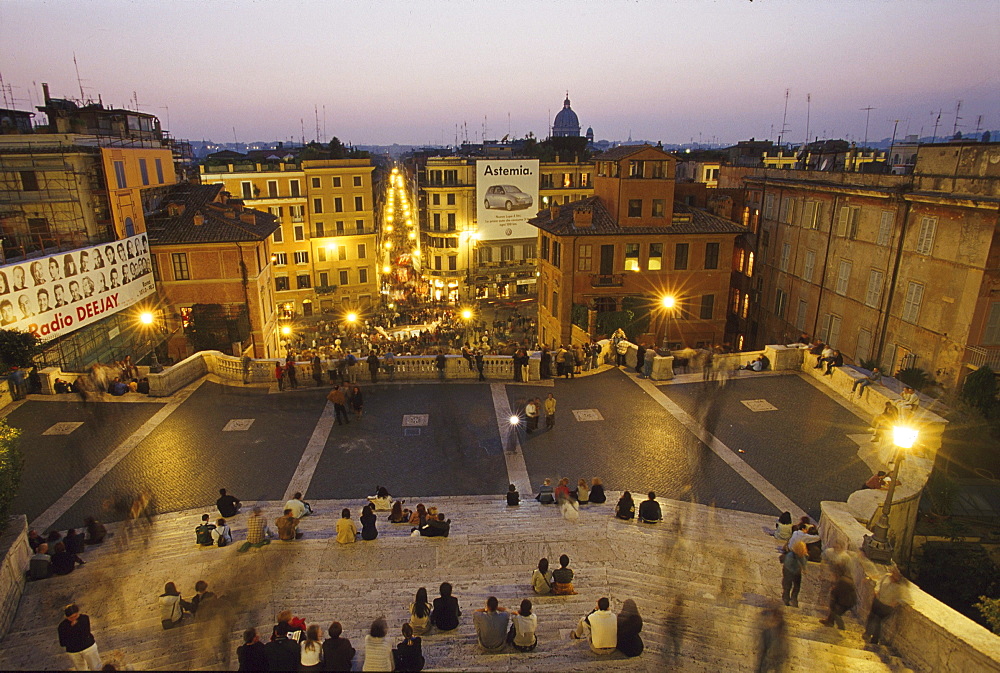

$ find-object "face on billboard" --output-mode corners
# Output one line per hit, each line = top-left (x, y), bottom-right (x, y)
(476, 160), (540, 241)
(0, 233), (154, 341)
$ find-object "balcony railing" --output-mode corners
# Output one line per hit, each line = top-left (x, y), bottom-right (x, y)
(590, 273), (625, 288)
(966, 346), (1000, 371)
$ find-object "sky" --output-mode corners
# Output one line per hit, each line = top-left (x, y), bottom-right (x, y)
(1, 0), (998, 146)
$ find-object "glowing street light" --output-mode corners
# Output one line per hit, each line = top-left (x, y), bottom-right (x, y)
(461, 309), (473, 320)
(137, 310), (163, 372)
(346, 312), (358, 324)
(382, 265), (391, 274)
(509, 415), (520, 426)
(139, 311), (154, 325)
(281, 325), (292, 336)
(661, 295), (676, 309)
(863, 425), (918, 562)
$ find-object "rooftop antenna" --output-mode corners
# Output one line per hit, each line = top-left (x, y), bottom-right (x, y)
(887, 118), (904, 171)
(314, 105), (320, 143)
(805, 94), (812, 147)
(974, 114), (983, 140)
(507, 111), (511, 139)
(952, 100), (963, 137)
(233, 126), (238, 145)
(861, 105), (876, 147)
(73, 52), (86, 102)
(0, 72), (9, 109)
(931, 109), (942, 143)
(323, 105), (327, 141)
(777, 88), (791, 147)
(300, 118), (305, 146)
(158, 105), (170, 130)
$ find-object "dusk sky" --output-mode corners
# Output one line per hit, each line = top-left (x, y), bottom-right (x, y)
(1, 0), (997, 146)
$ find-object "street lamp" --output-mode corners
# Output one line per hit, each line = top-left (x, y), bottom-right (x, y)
(507, 414), (521, 453)
(862, 425), (918, 563)
(138, 311), (163, 373)
(660, 295), (677, 350)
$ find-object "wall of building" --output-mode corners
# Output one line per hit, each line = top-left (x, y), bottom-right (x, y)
(99, 146), (175, 237)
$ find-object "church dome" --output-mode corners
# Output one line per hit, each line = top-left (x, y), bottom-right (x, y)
(552, 94), (581, 137)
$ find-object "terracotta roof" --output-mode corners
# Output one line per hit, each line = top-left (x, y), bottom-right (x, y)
(593, 144), (668, 161)
(145, 183), (279, 245)
(528, 196), (746, 236)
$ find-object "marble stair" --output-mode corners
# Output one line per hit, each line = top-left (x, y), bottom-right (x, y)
(0, 494), (914, 671)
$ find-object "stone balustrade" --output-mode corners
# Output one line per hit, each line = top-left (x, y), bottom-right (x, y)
(0, 516), (29, 640)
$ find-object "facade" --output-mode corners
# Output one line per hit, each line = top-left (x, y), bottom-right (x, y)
(199, 158), (378, 317)
(743, 142), (1000, 389)
(531, 145), (747, 348)
(145, 183), (280, 359)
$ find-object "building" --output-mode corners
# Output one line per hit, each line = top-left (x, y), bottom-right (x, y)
(551, 94), (581, 138)
(530, 144), (747, 348)
(743, 141), (1000, 389)
(0, 89), (177, 370)
(198, 157), (378, 317)
(145, 182), (280, 359)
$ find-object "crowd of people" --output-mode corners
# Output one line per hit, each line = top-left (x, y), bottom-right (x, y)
(27, 517), (108, 581)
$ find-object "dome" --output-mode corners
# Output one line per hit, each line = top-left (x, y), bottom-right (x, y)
(552, 94), (581, 137)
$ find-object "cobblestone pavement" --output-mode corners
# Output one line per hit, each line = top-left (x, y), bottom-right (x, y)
(507, 369), (780, 515)
(662, 374), (874, 520)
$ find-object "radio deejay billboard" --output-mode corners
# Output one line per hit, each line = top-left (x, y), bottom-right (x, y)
(0, 233), (155, 341)
(475, 159), (540, 240)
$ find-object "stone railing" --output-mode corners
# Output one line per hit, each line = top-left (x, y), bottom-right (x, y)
(820, 503), (1000, 673)
(0, 516), (29, 640)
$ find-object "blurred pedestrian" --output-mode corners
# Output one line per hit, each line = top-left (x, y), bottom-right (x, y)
(756, 605), (787, 673)
(819, 563), (857, 629)
(285, 359), (298, 388)
(544, 393), (556, 429)
(864, 565), (908, 645)
(781, 542), (808, 607)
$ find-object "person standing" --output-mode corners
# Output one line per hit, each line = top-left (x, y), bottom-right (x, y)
(58, 604), (102, 671)
(819, 563), (857, 630)
(367, 351), (380, 383)
(275, 362), (285, 391)
(327, 386), (350, 425)
(562, 347), (576, 379)
(285, 359), (298, 389)
(781, 541), (808, 607)
(435, 350), (447, 382)
(312, 355), (325, 387)
(384, 350), (396, 382)
(475, 350), (486, 381)
(864, 566), (908, 645)
(635, 343), (646, 374)
(615, 338), (629, 368)
(540, 347), (552, 379)
(525, 398), (539, 434)
(544, 393), (556, 430)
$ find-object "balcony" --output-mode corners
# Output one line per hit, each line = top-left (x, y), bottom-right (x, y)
(966, 346), (1000, 371)
(590, 273), (625, 288)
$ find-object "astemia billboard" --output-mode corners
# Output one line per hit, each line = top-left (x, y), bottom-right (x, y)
(0, 233), (156, 341)
(475, 159), (540, 241)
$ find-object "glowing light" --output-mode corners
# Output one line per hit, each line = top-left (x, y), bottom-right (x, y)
(386, 225), (394, 232)
(509, 415), (520, 426)
(382, 265), (391, 274)
(384, 241), (393, 249)
(391, 168), (399, 174)
(408, 231), (416, 240)
(346, 312), (358, 323)
(893, 426), (918, 449)
(461, 309), (472, 320)
(139, 311), (154, 325)
(661, 295), (676, 309)
(281, 326), (292, 336)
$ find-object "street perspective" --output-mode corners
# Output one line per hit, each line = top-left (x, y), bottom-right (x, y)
(0, 1), (999, 671)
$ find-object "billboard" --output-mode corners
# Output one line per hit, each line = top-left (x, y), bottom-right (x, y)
(475, 159), (540, 241)
(0, 233), (155, 341)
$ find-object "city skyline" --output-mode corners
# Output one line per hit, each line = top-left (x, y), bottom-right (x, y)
(1, 0), (998, 146)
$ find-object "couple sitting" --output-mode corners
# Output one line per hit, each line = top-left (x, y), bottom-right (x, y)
(531, 555), (576, 595)
(738, 354), (770, 372)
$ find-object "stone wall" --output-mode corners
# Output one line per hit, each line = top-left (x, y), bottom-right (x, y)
(0, 515), (29, 640)
(820, 502), (1000, 673)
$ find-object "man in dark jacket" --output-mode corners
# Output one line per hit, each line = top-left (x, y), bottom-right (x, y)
(237, 628), (267, 671)
(367, 352), (380, 383)
(419, 514), (451, 537)
(638, 492), (662, 523)
(264, 631), (300, 671)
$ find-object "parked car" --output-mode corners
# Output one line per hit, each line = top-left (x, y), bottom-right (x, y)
(484, 185), (533, 211)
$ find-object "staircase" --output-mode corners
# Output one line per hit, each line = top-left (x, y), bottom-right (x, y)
(0, 495), (914, 671)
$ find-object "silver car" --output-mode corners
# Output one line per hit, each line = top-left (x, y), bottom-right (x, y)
(484, 185), (533, 211)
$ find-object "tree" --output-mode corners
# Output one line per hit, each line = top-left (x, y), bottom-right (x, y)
(0, 419), (23, 534)
(961, 366), (999, 418)
(0, 329), (42, 374)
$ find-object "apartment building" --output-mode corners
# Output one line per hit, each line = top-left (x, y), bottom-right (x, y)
(744, 141), (1000, 389)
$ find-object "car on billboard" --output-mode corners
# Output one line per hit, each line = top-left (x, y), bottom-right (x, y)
(483, 185), (533, 211)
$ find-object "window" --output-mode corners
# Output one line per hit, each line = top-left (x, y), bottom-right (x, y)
(290, 180), (300, 197)
(334, 197), (343, 212)
(356, 219), (364, 233)
(836, 260), (852, 295)
(648, 243), (663, 271)
(803, 200), (820, 229)
(294, 251), (309, 265)
(315, 222), (324, 237)
(338, 245), (347, 261)
(272, 227), (284, 244)
(700, 294), (714, 320)
(297, 274), (311, 289)
(155, 158), (164, 183)
(273, 252), (287, 266)
(339, 270), (349, 285)
(795, 299), (808, 331)
(432, 214), (441, 230)
(313, 198), (323, 214)
(290, 205), (305, 221)
(865, 270), (884, 308)
(857, 328), (873, 363)
(447, 213), (456, 230)
(336, 221), (345, 234)
(275, 276), (290, 291)
(551, 290), (558, 313)
(705, 242), (719, 270)
(779, 197), (791, 224)
(746, 251), (754, 277)
(742, 294), (750, 319)
(523, 242), (536, 259)
(764, 193), (775, 219)
(294, 225), (305, 241)
(17, 171), (37, 191)
(838, 206), (860, 239)
(915, 217), (937, 255)
(624, 243), (640, 271)
(877, 211), (893, 246)
(319, 272), (329, 287)
(114, 161), (128, 189)
(434, 256), (442, 271)
(311, 177), (321, 189)
(432, 194), (440, 205)
(354, 196), (364, 211)
(651, 199), (666, 218)
(732, 289), (741, 314)
(540, 236), (549, 261)
(139, 158), (149, 186)
(359, 268), (369, 283)
(332, 177), (341, 188)
(357, 244), (367, 259)
(267, 180), (278, 197)
(268, 206), (284, 219)
(628, 199), (642, 218)
(673, 243), (689, 270)
(901, 281), (924, 323)
(448, 256), (457, 271)
(774, 288), (787, 318)
(779, 243), (791, 272)
(580, 173), (590, 187)
(552, 241), (561, 267)
(479, 247), (493, 264)
(353, 176), (362, 187)
(804, 249), (816, 282)
(447, 193), (456, 205)
(171, 252), (189, 280)
(501, 245), (514, 261)
(983, 303), (1000, 345)
(578, 244), (593, 271)
(318, 247), (326, 262)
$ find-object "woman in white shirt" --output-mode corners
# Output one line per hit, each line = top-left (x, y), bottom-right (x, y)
(531, 558), (553, 595)
(213, 518), (232, 547)
(509, 599), (538, 652)
(409, 587), (432, 636)
(300, 624), (323, 669)
(362, 617), (393, 671)
(158, 582), (186, 629)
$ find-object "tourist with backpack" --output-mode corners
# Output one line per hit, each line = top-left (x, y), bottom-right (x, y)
(213, 518), (232, 547)
(195, 514), (216, 546)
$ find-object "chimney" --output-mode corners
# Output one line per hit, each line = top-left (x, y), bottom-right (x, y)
(240, 210), (256, 224)
(548, 205), (560, 220)
(193, 213), (205, 226)
(219, 191), (229, 204)
(42, 82), (51, 105)
(573, 206), (593, 228)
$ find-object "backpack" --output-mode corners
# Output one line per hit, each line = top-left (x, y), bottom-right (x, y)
(195, 523), (215, 546)
(216, 528), (229, 547)
(346, 353), (357, 366)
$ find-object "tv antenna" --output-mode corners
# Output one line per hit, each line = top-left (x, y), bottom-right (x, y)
(952, 100), (963, 137)
(804, 94), (812, 147)
(861, 106), (876, 146)
(777, 88), (791, 147)
(73, 53), (86, 102)
(931, 109), (942, 143)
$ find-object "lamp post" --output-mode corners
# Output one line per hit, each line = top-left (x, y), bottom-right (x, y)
(660, 295), (676, 350)
(862, 425), (918, 563)
(461, 308), (473, 346)
(139, 311), (163, 373)
(507, 414), (521, 454)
